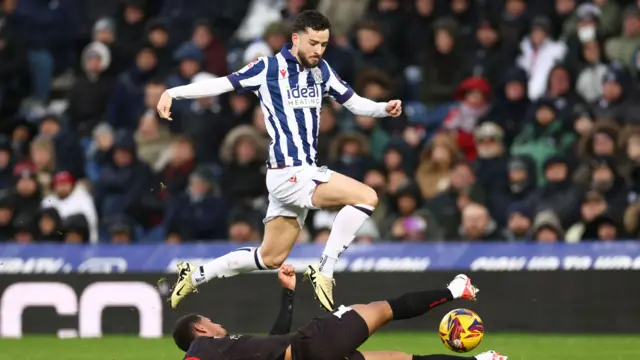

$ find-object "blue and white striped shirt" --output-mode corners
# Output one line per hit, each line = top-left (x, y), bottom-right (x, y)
(227, 45), (354, 169)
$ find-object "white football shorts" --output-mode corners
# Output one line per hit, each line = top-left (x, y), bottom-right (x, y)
(264, 165), (334, 228)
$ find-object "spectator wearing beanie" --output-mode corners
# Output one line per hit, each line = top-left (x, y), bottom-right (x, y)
(486, 155), (538, 227)
(591, 64), (632, 123)
(105, 214), (137, 244)
(41, 171), (99, 243)
(504, 202), (533, 241)
(165, 42), (203, 114)
(473, 122), (509, 194)
(532, 210), (564, 242)
(227, 206), (263, 243)
(62, 214), (90, 244)
(35, 207), (63, 242)
(92, 17), (129, 76)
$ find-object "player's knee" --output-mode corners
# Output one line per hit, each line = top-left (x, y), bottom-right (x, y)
(359, 186), (378, 208)
(261, 252), (287, 269)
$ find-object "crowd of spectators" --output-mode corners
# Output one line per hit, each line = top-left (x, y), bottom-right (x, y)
(1, 0), (640, 244)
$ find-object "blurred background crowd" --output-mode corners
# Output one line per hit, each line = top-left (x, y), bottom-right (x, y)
(0, 0), (640, 244)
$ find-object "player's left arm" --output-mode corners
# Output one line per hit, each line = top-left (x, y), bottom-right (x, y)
(269, 264), (296, 335)
(324, 61), (402, 118)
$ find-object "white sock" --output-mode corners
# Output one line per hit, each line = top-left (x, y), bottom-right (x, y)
(319, 204), (374, 277)
(191, 247), (266, 286)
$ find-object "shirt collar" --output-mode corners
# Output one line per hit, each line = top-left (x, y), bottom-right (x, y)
(280, 44), (299, 64)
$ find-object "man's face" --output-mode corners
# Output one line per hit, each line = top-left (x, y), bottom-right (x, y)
(462, 209), (488, 239)
(40, 119), (61, 137)
(536, 228), (558, 242)
(598, 224), (616, 241)
(357, 28), (382, 54)
(508, 212), (531, 234)
(477, 27), (497, 47)
(85, 55), (102, 74)
(293, 28), (329, 68)
(545, 163), (567, 183)
(505, 82), (524, 101)
(194, 316), (227, 337)
(582, 201), (606, 221)
(39, 216), (56, 234)
(531, 28), (547, 46)
(113, 149), (133, 167)
(54, 182), (73, 199)
(192, 26), (212, 48)
(180, 60), (201, 79)
(149, 29), (168, 48)
(536, 106), (555, 125)
(145, 84), (166, 108)
(137, 50), (157, 72)
(16, 177), (37, 196)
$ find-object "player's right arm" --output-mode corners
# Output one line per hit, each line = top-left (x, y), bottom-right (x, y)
(157, 57), (268, 119)
(269, 264), (296, 335)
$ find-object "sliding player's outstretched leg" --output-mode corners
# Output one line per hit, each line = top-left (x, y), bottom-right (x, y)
(169, 217), (301, 308)
(290, 274), (484, 360)
(357, 350), (507, 360)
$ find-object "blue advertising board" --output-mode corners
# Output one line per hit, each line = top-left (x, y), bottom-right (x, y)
(0, 241), (639, 273)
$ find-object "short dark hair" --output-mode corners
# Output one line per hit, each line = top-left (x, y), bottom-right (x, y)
(292, 10), (331, 34)
(173, 313), (202, 352)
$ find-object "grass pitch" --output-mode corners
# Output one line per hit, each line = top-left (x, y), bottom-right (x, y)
(0, 333), (638, 360)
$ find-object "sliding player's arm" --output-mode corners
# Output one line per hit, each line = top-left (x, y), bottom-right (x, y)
(157, 57), (268, 119)
(269, 264), (296, 335)
(324, 61), (402, 118)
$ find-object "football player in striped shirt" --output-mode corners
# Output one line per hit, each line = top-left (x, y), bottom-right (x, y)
(158, 10), (402, 312)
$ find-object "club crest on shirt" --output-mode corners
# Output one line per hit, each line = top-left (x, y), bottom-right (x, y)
(311, 67), (323, 84)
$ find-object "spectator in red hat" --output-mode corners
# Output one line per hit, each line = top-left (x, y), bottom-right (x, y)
(41, 171), (98, 243)
(441, 76), (492, 160)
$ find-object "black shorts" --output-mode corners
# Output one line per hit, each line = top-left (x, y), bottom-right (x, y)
(290, 306), (369, 360)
